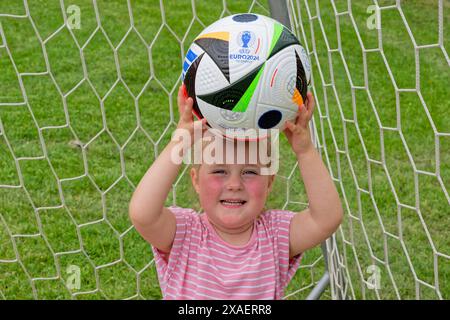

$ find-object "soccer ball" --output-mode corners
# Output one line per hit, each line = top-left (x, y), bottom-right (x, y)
(182, 13), (311, 139)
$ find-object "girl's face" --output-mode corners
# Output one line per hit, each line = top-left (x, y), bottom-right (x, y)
(190, 163), (275, 233)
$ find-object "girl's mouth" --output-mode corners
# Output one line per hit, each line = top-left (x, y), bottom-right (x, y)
(220, 199), (247, 208)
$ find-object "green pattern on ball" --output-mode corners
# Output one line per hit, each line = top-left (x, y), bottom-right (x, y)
(232, 64), (266, 112)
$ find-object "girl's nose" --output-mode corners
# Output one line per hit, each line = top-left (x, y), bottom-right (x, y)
(226, 174), (243, 191)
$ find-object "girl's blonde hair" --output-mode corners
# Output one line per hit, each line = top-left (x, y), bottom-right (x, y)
(189, 131), (275, 169)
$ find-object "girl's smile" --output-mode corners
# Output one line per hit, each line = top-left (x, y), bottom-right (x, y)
(191, 163), (274, 234)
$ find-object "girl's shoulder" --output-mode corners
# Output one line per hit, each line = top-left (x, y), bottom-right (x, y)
(258, 208), (298, 228)
(167, 205), (203, 223)
(167, 205), (199, 215)
(260, 208), (297, 218)
(166, 206), (207, 234)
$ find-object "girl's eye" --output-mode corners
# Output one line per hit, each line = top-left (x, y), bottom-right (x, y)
(243, 170), (258, 175)
(212, 170), (225, 174)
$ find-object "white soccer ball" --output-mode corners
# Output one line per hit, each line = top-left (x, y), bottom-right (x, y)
(182, 13), (311, 139)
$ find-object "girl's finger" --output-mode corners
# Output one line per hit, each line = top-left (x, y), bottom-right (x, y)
(304, 93), (315, 123)
(193, 118), (208, 133)
(284, 120), (292, 130)
(283, 121), (295, 143)
(306, 92), (315, 113)
(199, 118), (207, 130)
(285, 120), (297, 132)
(296, 109), (304, 125)
(283, 121), (293, 138)
(182, 97), (194, 122)
(177, 86), (187, 119)
(177, 85), (184, 108)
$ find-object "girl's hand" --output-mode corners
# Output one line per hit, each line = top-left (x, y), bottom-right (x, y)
(176, 84), (208, 145)
(283, 92), (316, 155)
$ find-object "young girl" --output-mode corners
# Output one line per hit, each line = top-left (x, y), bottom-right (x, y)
(129, 85), (343, 300)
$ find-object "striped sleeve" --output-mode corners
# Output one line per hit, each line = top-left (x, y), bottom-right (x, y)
(263, 210), (303, 294)
(151, 206), (198, 286)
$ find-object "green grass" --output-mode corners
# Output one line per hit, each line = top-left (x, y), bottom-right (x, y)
(0, 0), (448, 300)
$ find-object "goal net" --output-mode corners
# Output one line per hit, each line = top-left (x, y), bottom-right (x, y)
(286, 0), (449, 299)
(0, 0), (448, 300)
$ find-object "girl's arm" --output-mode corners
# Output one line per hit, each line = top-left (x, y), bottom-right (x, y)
(128, 140), (182, 252)
(129, 85), (207, 253)
(283, 93), (344, 258)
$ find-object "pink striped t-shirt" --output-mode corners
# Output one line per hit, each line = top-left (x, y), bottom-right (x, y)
(152, 206), (303, 300)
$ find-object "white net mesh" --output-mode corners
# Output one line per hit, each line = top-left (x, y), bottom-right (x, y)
(0, 0), (328, 300)
(0, 0), (448, 300)
(287, 0), (449, 299)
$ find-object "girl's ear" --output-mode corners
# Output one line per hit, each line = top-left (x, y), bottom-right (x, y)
(190, 167), (200, 194)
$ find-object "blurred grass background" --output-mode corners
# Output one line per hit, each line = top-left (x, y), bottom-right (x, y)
(0, 0), (448, 299)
